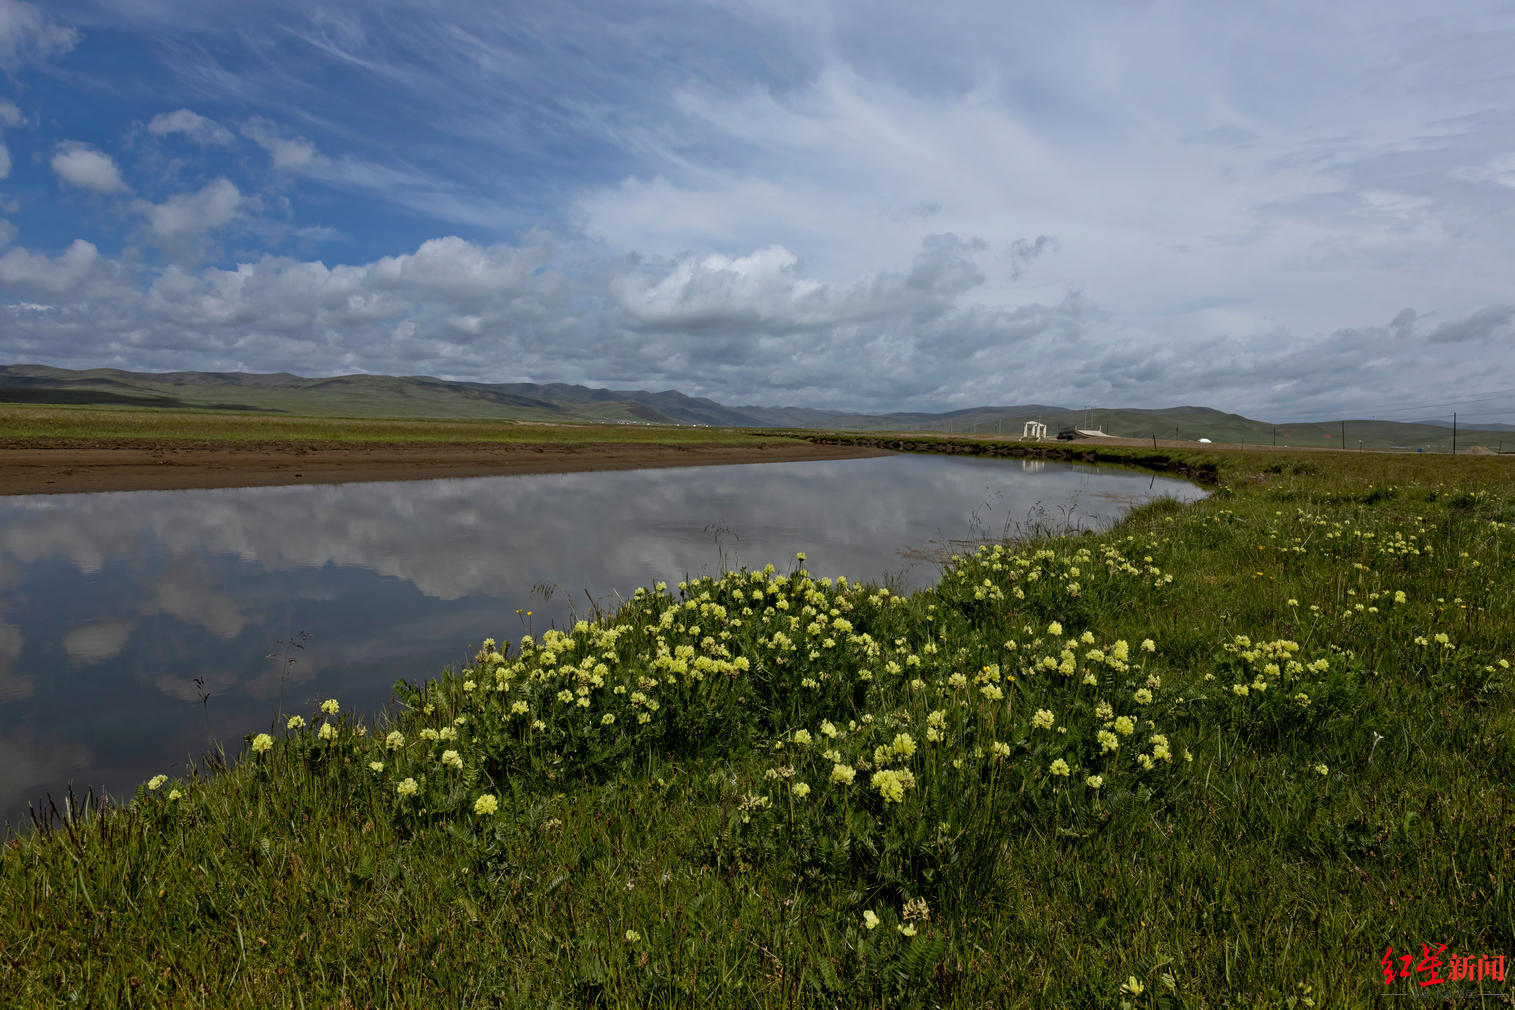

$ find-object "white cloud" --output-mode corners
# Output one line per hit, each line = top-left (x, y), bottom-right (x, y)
(0, 142), (9, 180)
(50, 143), (127, 193)
(3, 2), (1515, 417)
(0, 238), (99, 293)
(241, 118), (318, 171)
(135, 177), (243, 239)
(0, 224), (1511, 417)
(0, 218), (14, 247)
(0, 100), (20, 128)
(0, 0), (76, 71)
(1452, 152), (1515, 189)
(147, 108), (235, 147)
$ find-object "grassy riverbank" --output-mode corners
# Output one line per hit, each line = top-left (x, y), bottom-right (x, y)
(0, 404), (776, 446)
(2, 445), (1511, 1007)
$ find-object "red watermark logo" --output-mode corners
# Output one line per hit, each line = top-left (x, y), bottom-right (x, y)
(1381, 943), (1506, 996)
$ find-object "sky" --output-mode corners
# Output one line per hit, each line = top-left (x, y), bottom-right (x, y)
(1, 0), (1513, 422)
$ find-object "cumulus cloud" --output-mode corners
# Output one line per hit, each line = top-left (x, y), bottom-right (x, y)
(0, 0), (76, 70)
(147, 108), (235, 146)
(1425, 305), (1515, 344)
(0, 142), (9, 180)
(135, 177), (243, 239)
(50, 143), (127, 193)
(241, 118), (319, 171)
(0, 238), (99, 293)
(3, 2), (1515, 415)
(0, 223), (1510, 417)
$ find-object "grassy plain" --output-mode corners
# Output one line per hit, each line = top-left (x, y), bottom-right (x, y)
(0, 404), (773, 447)
(1, 443), (1511, 1007)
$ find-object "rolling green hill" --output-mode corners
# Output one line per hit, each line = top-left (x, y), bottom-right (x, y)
(0, 364), (1508, 452)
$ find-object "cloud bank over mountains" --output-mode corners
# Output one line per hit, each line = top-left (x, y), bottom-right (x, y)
(0, 0), (1513, 420)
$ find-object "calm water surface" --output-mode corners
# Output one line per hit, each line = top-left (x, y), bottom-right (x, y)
(0, 454), (1202, 827)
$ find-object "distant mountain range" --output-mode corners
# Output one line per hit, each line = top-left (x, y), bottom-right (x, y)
(1, 363), (1511, 452)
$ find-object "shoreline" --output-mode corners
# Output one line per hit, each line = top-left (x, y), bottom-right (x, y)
(0, 439), (892, 496)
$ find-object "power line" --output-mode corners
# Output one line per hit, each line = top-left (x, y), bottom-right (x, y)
(1342, 390), (1515, 417)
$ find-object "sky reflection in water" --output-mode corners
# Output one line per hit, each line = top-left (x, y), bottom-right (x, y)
(0, 454), (1202, 827)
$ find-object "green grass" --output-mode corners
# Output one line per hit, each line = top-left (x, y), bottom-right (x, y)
(2, 445), (1512, 1007)
(0, 404), (779, 446)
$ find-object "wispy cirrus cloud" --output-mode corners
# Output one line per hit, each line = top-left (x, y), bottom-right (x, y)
(0, 0), (76, 71)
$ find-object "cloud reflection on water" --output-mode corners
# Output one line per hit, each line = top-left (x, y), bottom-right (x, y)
(0, 455), (1201, 828)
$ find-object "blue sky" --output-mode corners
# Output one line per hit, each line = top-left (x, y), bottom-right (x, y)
(1, 0), (1514, 421)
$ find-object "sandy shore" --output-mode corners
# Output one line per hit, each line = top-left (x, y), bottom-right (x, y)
(0, 440), (892, 496)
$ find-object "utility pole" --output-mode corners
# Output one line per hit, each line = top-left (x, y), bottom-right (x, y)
(1340, 420), (1345, 447)
(1452, 412), (1457, 455)
(1272, 427), (1277, 447)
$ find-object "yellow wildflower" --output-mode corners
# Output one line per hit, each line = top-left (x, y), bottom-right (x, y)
(251, 733), (273, 754)
(872, 769), (907, 803)
(474, 793), (499, 815)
